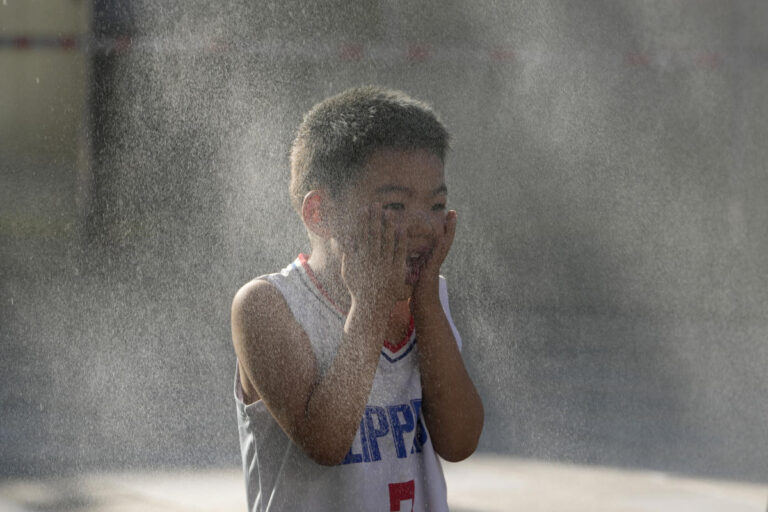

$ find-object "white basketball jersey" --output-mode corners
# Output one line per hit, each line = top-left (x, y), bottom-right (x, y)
(235, 255), (462, 512)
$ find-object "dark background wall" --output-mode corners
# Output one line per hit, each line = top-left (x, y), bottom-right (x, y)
(1, 0), (766, 482)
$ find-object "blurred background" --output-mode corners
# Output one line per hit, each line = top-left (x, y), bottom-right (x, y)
(1, 0), (767, 490)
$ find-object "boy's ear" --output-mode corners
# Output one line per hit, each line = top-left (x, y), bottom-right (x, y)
(301, 190), (333, 238)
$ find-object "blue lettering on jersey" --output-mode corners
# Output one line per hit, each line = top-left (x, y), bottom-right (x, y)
(341, 401), (429, 465)
(341, 444), (362, 465)
(365, 405), (390, 462)
(388, 404), (415, 458)
(341, 417), (373, 465)
(359, 415), (372, 462)
(410, 399), (428, 454)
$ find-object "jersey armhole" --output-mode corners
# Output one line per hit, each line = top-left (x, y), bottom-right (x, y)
(232, 276), (294, 408)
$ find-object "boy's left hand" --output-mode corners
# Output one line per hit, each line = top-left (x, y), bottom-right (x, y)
(412, 210), (457, 304)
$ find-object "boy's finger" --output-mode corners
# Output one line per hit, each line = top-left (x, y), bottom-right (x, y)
(337, 224), (356, 253)
(393, 226), (407, 267)
(443, 210), (457, 248)
(366, 204), (376, 250)
(434, 210), (457, 259)
(356, 205), (370, 251)
(370, 203), (382, 252)
(430, 210), (456, 265)
(382, 210), (394, 255)
(366, 204), (373, 248)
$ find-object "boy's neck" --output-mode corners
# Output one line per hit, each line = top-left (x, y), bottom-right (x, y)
(305, 251), (412, 343)
(305, 251), (411, 335)
(306, 251), (352, 313)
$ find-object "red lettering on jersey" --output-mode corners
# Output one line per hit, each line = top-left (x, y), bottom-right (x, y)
(388, 480), (415, 512)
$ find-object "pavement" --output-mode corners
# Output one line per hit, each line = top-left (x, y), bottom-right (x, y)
(0, 455), (765, 511)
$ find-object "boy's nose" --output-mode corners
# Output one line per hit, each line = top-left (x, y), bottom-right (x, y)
(404, 211), (433, 238)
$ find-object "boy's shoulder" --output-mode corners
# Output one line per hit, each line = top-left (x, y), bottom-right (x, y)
(231, 274), (312, 369)
(232, 258), (303, 312)
(231, 274), (317, 408)
(232, 277), (293, 331)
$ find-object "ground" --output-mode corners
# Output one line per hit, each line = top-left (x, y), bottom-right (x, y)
(0, 455), (765, 511)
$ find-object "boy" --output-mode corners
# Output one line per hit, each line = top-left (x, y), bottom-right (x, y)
(232, 86), (484, 511)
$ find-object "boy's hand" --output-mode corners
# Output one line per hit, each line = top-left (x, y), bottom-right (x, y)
(340, 203), (407, 310)
(412, 209), (457, 305)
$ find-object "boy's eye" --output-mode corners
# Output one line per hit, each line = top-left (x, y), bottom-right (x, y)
(383, 203), (405, 211)
(432, 203), (446, 211)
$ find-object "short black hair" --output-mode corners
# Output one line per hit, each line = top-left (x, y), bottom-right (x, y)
(289, 86), (450, 213)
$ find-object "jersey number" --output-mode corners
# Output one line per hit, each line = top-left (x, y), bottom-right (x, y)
(388, 480), (415, 512)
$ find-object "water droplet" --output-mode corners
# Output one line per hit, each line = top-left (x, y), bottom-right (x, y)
(35, 77), (40, 84)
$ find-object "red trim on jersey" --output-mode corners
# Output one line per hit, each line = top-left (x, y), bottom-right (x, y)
(383, 316), (415, 353)
(297, 253), (414, 352)
(298, 253), (346, 315)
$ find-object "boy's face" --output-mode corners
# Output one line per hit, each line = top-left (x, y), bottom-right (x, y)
(332, 147), (448, 300)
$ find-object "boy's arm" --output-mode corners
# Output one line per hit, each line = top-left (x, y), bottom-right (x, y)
(412, 211), (484, 462)
(232, 282), (389, 466)
(232, 205), (406, 466)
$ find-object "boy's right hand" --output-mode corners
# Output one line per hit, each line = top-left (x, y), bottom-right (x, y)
(340, 203), (407, 311)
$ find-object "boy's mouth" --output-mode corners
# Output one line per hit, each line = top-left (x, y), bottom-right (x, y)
(405, 249), (430, 285)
